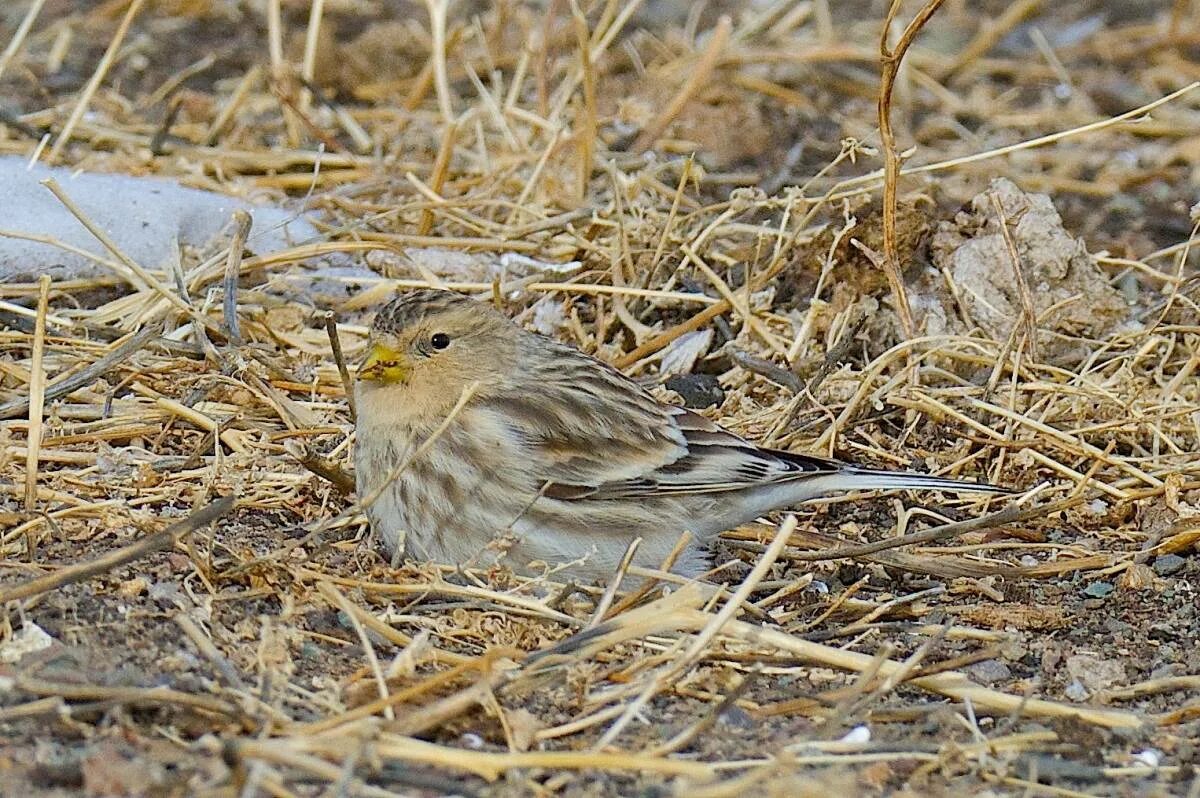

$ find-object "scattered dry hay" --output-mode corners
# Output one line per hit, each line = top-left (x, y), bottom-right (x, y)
(2, 1), (1199, 796)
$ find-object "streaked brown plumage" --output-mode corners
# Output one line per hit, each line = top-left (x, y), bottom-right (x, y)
(354, 289), (1007, 580)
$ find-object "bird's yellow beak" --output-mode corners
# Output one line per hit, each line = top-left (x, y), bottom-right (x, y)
(357, 343), (409, 384)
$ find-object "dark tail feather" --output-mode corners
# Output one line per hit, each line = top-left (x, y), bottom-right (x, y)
(836, 467), (1013, 495)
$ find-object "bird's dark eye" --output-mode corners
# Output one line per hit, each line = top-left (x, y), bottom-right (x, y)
(430, 332), (451, 350)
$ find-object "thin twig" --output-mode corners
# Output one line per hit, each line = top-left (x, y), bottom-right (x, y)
(289, 442), (356, 495)
(876, 0), (944, 340)
(174, 614), (248, 690)
(585, 538), (641, 630)
(633, 16), (732, 152)
(324, 312), (357, 422)
(23, 276), (51, 510)
(0, 496), (235, 605)
(0, 0), (47, 82)
(316, 581), (395, 722)
(222, 211), (253, 345)
(990, 192), (1038, 361)
(49, 0), (146, 163)
(730, 348), (803, 393)
(0, 325), (162, 421)
(425, 0), (455, 122)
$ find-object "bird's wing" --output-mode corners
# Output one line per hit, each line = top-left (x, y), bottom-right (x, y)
(580, 406), (843, 499)
(483, 342), (840, 499)
(482, 343), (690, 492)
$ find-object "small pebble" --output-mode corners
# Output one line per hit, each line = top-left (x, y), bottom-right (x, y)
(717, 706), (755, 729)
(664, 373), (724, 409)
(1153, 554), (1186, 577)
(1064, 680), (1089, 702)
(839, 725), (871, 745)
(966, 659), (1012, 684)
(460, 732), (485, 750)
(1133, 749), (1162, 768)
(0, 622), (56, 665)
(1082, 581), (1114, 599)
(1104, 618), (1131, 635)
(1066, 653), (1125, 691)
(148, 580), (182, 603)
(1150, 664), (1179, 680)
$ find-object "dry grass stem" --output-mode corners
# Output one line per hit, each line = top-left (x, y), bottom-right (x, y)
(3, 3), (1198, 794)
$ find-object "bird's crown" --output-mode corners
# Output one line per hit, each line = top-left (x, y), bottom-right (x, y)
(373, 289), (479, 333)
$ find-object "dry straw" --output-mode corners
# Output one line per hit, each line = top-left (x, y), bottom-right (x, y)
(1, 0), (1198, 795)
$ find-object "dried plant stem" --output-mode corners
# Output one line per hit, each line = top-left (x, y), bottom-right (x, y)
(876, 0), (943, 340)
(48, 0), (145, 163)
(205, 65), (261, 145)
(425, 0), (455, 123)
(0, 496), (235, 605)
(240, 733), (715, 781)
(595, 515), (797, 748)
(418, 121), (459, 236)
(937, 0), (1043, 80)
(0, 0), (47, 83)
(357, 381), (480, 513)
(173, 614), (248, 690)
(691, 613), (1142, 729)
(835, 81), (1200, 194)
(40, 179), (191, 315)
(290, 443), (356, 494)
(785, 494), (1063, 564)
(14, 675), (240, 719)
(222, 211), (253, 345)
(316, 581), (394, 721)
(571, 0), (596, 199)
(300, 0), (326, 113)
(991, 192), (1038, 360)
(324, 313), (356, 422)
(633, 15), (732, 152)
(586, 538), (641, 630)
(23, 275), (51, 510)
(614, 300), (730, 368)
(265, 0), (302, 147)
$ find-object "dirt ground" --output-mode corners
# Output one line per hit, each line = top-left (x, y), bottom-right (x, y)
(2, 1), (1199, 796)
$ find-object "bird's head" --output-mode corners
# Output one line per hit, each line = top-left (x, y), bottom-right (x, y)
(357, 290), (517, 412)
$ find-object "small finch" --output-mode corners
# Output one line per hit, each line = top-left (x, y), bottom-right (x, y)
(354, 289), (1007, 580)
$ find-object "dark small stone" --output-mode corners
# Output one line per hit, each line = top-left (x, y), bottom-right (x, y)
(966, 659), (1012, 684)
(1104, 618), (1131, 635)
(717, 706), (755, 729)
(1153, 554), (1186, 577)
(1149, 623), (1179, 642)
(664, 373), (724, 409)
(31, 743), (84, 790)
(1082, 581), (1113, 599)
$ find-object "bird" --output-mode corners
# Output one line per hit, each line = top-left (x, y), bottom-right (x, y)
(353, 289), (1008, 581)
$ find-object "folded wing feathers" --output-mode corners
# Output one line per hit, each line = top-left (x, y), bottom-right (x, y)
(501, 340), (998, 501)
(580, 407), (840, 499)
(493, 342), (689, 491)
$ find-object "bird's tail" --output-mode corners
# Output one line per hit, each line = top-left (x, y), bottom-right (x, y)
(833, 466), (1012, 495)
